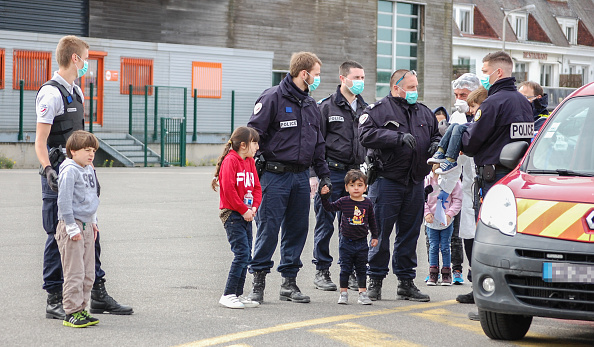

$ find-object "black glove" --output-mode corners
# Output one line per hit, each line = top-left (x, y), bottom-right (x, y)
(42, 165), (59, 192)
(318, 176), (332, 198)
(401, 133), (416, 150)
(424, 185), (434, 202)
(428, 142), (439, 156)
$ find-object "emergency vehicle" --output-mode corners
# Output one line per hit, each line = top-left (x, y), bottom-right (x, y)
(473, 82), (594, 340)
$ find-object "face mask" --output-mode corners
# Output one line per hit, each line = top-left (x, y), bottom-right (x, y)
(454, 99), (469, 113)
(304, 71), (320, 92)
(346, 78), (364, 95)
(480, 70), (497, 91)
(397, 86), (418, 104)
(76, 55), (88, 78)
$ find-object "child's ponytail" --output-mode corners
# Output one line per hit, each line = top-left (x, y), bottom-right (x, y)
(211, 126), (260, 191)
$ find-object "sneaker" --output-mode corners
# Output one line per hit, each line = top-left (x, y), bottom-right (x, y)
(219, 294), (245, 309)
(80, 310), (99, 326)
(337, 292), (348, 305)
(63, 311), (92, 328)
(427, 267), (439, 286)
(453, 270), (464, 285)
(358, 292), (372, 305)
(427, 150), (446, 164)
(237, 295), (260, 308)
(435, 160), (458, 175)
(456, 291), (475, 304)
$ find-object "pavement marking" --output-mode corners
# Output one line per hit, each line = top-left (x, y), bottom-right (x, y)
(174, 300), (457, 347)
(310, 322), (423, 347)
(410, 308), (483, 334)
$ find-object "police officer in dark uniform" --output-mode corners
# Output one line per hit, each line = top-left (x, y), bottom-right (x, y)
(312, 61), (367, 291)
(359, 69), (440, 301)
(457, 51), (533, 312)
(247, 52), (331, 304)
(35, 36), (133, 319)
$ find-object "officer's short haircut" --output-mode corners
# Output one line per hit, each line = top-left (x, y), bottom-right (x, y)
(66, 130), (99, 159)
(466, 87), (488, 106)
(344, 169), (367, 185)
(482, 51), (513, 69)
(289, 52), (322, 77)
(56, 35), (89, 69)
(339, 61), (364, 77)
(518, 81), (544, 97)
(390, 69), (413, 88)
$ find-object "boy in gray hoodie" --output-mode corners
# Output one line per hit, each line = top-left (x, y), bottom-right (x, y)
(56, 130), (100, 328)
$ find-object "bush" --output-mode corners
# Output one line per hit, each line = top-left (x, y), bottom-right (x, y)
(0, 155), (15, 169)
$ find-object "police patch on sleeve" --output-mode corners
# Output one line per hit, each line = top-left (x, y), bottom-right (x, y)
(39, 103), (49, 116)
(359, 114), (369, 124)
(473, 109), (482, 122)
(253, 102), (263, 115)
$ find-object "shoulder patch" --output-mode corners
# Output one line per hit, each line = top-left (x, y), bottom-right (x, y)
(38, 103), (49, 116)
(359, 114), (369, 125)
(473, 109), (482, 122)
(253, 102), (263, 115)
(368, 103), (375, 109)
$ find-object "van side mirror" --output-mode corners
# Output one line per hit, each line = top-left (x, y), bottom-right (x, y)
(500, 141), (529, 170)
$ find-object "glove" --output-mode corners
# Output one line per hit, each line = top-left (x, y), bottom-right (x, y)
(428, 142), (439, 156)
(318, 176), (332, 198)
(401, 133), (416, 150)
(42, 165), (59, 192)
(437, 190), (450, 209)
(424, 185), (434, 202)
(454, 99), (469, 114)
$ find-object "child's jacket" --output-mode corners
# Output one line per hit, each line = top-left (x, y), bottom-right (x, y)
(57, 158), (100, 225)
(424, 172), (462, 230)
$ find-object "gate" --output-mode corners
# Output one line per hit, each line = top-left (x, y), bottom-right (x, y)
(160, 117), (186, 167)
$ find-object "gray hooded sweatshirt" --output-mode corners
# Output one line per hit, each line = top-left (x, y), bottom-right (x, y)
(57, 158), (100, 226)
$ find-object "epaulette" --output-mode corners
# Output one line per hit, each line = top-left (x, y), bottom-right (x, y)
(368, 101), (381, 109)
(317, 95), (331, 104)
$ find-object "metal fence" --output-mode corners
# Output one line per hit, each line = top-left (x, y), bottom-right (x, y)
(160, 117), (186, 167)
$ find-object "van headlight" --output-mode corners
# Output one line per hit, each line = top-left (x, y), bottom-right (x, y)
(480, 185), (517, 236)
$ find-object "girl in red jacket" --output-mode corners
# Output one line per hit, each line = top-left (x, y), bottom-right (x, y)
(212, 126), (262, 309)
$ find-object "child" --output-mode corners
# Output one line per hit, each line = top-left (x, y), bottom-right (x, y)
(424, 164), (462, 286)
(212, 126), (262, 309)
(427, 87), (488, 174)
(320, 169), (378, 305)
(56, 130), (100, 327)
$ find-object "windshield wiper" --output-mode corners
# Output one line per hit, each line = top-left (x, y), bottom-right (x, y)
(526, 169), (594, 177)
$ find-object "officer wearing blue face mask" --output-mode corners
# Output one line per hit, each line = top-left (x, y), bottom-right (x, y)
(311, 61), (368, 292)
(358, 69), (441, 302)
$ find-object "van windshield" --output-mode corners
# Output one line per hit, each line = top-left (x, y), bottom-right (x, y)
(527, 96), (594, 175)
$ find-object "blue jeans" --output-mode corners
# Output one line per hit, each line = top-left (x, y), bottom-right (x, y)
(312, 169), (348, 270)
(367, 177), (424, 280)
(439, 123), (468, 160)
(427, 224), (454, 267)
(223, 211), (253, 296)
(249, 170), (310, 277)
(338, 238), (368, 289)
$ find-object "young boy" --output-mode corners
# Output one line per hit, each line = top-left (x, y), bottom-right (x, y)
(427, 87), (488, 174)
(56, 130), (100, 327)
(320, 170), (378, 305)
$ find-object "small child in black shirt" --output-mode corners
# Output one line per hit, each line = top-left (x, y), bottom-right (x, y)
(320, 169), (378, 305)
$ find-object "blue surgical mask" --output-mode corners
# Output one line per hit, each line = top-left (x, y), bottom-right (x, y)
(397, 86), (418, 104)
(305, 72), (321, 92)
(76, 54), (88, 78)
(346, 78), (364, 95)
(480, 70), (497, 91)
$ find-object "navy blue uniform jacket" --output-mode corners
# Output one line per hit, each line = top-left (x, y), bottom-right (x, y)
(358, 95), (441, 185)
(248, 73), (330, 178)
(462, 77), (533, 166)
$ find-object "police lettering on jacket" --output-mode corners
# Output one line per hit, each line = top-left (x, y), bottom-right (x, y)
(248, 73), (330, 178)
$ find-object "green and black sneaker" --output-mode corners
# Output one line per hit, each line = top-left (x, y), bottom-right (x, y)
(80, 310), (100, 326)
(63, 311), (92, 328)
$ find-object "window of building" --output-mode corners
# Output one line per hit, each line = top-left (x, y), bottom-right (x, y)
(272, 70), (288, 86)
(191, 62), (222, 98)
(12, 50), (52, 90)
(120, 57), (153, 95)
(0, 49), (4, 89)
(377, 1), (420, 99)
(513, 62), (528, 83)
(508, 13), (528, 41)
(556, 17), (578, 45)
(454, 5), (473, 34)
(540, 64), (553, 87)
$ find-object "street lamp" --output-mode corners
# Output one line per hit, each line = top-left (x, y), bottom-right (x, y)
(502, 4), (536, 51)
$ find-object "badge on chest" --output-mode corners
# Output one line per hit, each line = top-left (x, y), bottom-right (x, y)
(329, 116), (344, 122)
(280, 120), (297, 128)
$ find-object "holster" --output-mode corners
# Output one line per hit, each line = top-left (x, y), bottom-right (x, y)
(365, 155), (381, 186)
(48, 146), (66, 170)
(255, 154), (265, 178)
(473, 175), (484, 211)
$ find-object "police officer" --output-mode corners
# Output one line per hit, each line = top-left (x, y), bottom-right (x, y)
(35, 35), (133, 319)
(458, 51), (533, 313)
(311, 61), (367, 291)
(359, 69), (440, 301)
(247, 52), (331, 304)
(518, 80), (550, 133)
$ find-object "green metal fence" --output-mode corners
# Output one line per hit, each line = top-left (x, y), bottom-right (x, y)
(160, 117), (186, 167)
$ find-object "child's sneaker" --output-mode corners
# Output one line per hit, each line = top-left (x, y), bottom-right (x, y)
(357, 292), (372, 305)
(435, 160), (458, 175)
(427, 266), (439, 286)
(427, 150), (446, 164)
(441, 267), (452, 286)
(452, 270), (464, 285)
(219, 294), (245, 309)
(337, 292), (348, 305)
(237, 295), (260, 308)
(80, 310), (99, 326)
(63, 311), (92, 328)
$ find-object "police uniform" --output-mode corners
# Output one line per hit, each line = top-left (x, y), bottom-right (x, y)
(247, 73), (330, 280)
(312, 85), (367, 274)
(358, 94), (440, 283)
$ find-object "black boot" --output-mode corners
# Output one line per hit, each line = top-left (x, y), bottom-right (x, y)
(90, 279), (133, 315)
(397, 279), (430, 302)
(367, 277), (383, 301)
(247, 271), (267, 303)
(314, 269), (337, 291)
(46, 291), (66, 320)
(279, 277), (310, 303)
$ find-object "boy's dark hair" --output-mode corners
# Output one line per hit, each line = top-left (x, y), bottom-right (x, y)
(212, 126), (260, 191)
(339, 60), (364, 77)
(344, 169), (367, 185)
(466, 87), (488, 106)
(65, 130), (99, 158)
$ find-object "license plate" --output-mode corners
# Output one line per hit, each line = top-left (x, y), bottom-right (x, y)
(543, 262), (594, 283)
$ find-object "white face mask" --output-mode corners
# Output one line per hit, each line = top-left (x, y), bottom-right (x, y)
(454, 99), (469, 113)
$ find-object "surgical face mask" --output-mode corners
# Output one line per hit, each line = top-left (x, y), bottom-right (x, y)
(480, 70), (497, 91)
(454, 99), (469, 113)
(345, 77), (364, 95)
(76, 54), (88, 78)
(397, 86), (418, 104)
(305, 71), (320, 92)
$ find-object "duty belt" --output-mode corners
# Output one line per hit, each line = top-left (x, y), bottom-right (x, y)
(265, 161), (308, 174)
(327, 158), (359, 171)
(475, 164), (510, 183)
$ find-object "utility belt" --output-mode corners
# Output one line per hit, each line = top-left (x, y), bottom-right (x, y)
(265, 161), (308, 174)
(327, 158), (359, 172)
(475, 164), (510, 183)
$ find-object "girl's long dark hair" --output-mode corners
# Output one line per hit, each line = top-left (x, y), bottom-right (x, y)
(212, 126), (260, 191)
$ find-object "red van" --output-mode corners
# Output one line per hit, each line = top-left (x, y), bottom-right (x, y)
(473, 82), (594, 340)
